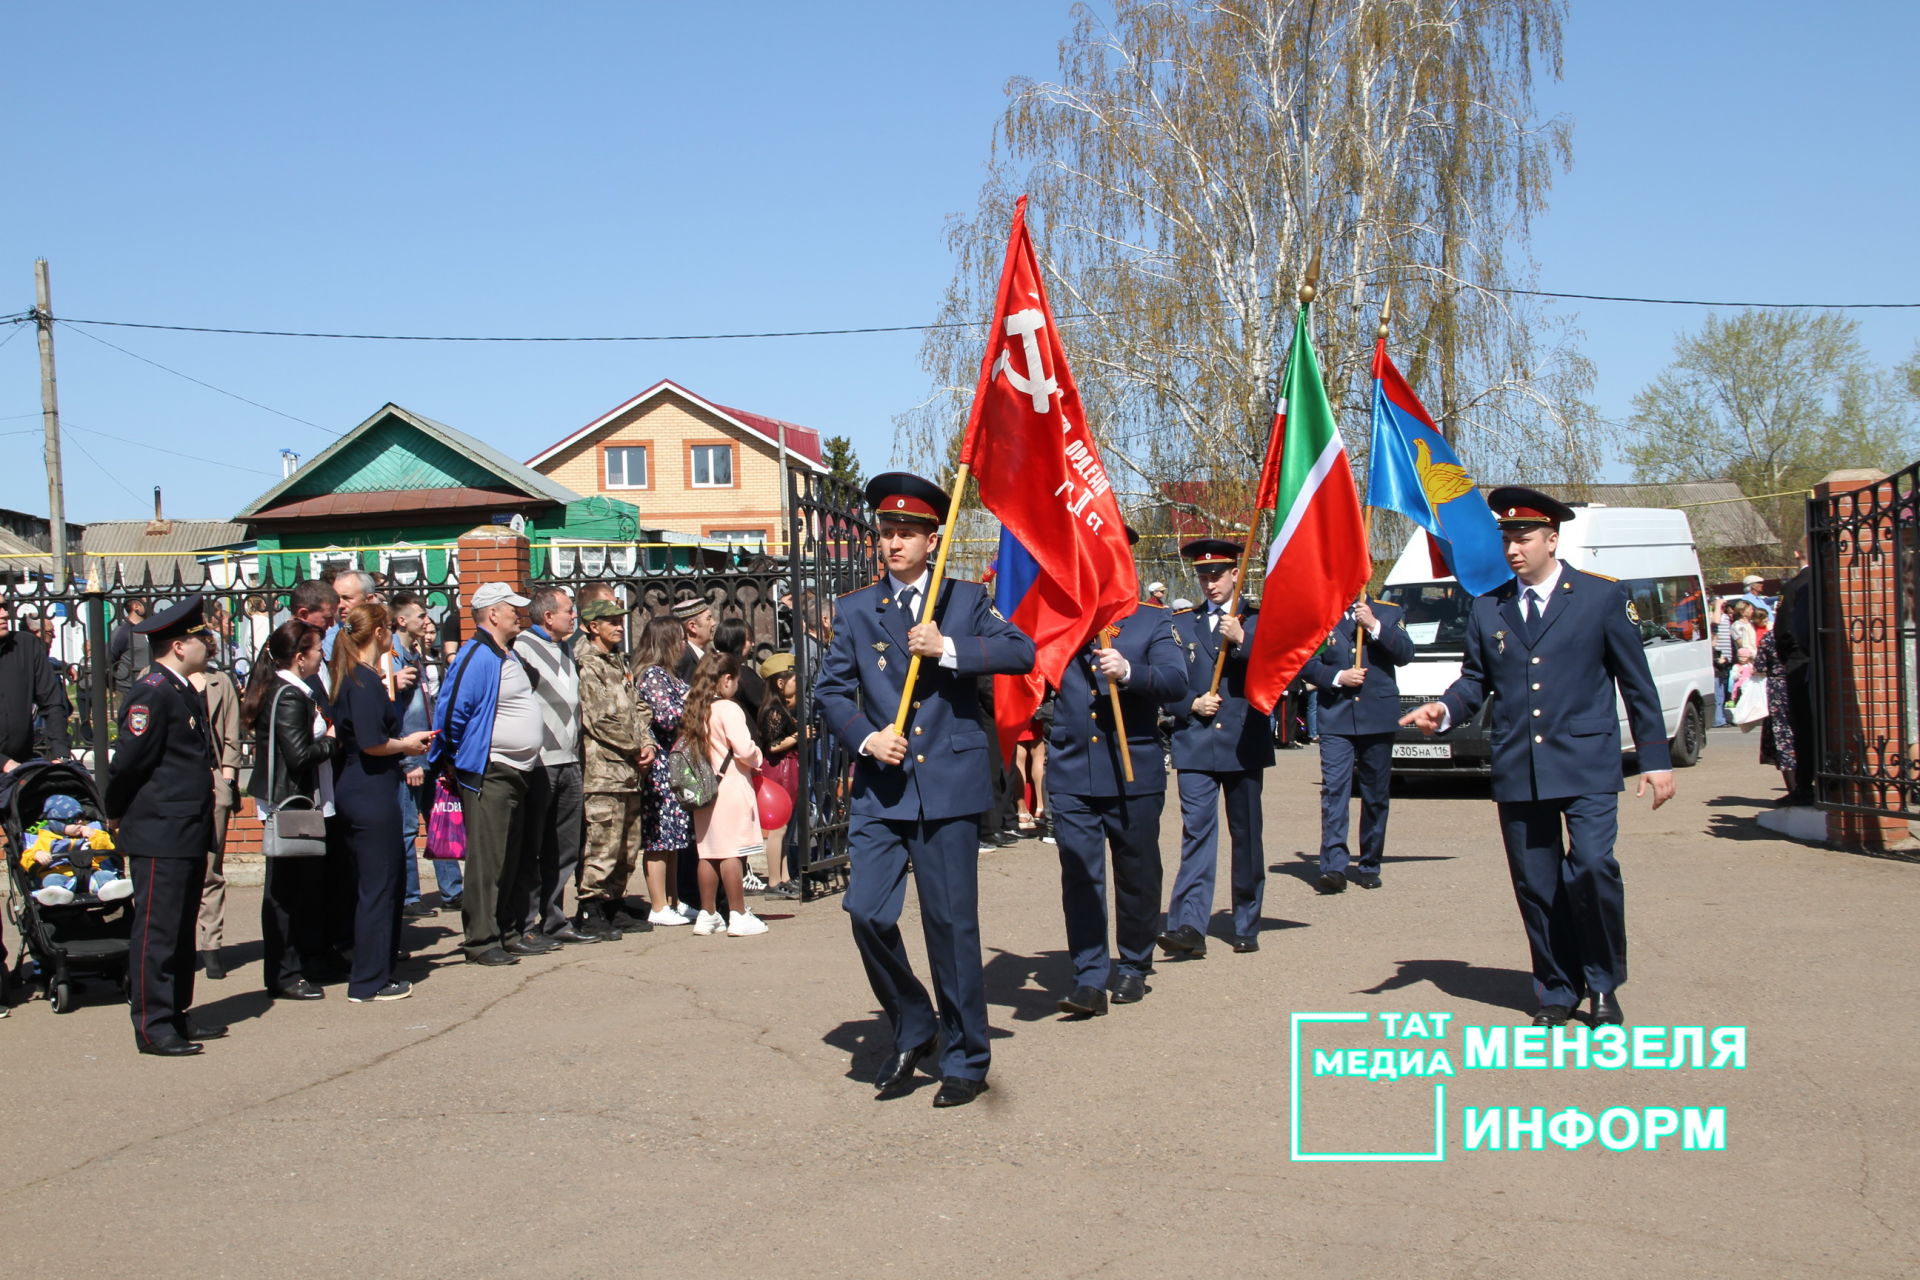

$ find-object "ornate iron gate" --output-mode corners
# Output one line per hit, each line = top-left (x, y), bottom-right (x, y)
(786, 469), (877, 898)
(1808, 463), (1920, 818)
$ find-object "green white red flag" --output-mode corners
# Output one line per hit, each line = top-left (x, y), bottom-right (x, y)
(1244, 299), (1371, 714)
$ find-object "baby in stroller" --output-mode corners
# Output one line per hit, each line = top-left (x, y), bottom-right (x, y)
(18, 793), (131, 906)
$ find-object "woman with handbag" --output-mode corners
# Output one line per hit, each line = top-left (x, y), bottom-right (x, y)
(328, 604), (436, 1003)
(242, 621), (336, 1002)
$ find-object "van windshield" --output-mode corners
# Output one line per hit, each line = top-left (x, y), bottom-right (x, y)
(1377, 582), (1476, 655)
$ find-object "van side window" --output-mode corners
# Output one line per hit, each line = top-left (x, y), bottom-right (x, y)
(1622, 575), (1707, 645)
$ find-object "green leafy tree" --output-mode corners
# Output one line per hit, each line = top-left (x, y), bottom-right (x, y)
(1626, 309), (1919, 547)
(898, 0), (1596, 529)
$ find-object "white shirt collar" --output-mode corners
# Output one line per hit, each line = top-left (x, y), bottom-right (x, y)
(889, 570), (931, 598)
(1519, 560), (1565, 603)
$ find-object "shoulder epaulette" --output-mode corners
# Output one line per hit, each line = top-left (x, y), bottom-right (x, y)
(1583, 570), (1619, 582)
(138, 671), (167, 687)
(1136, 600), (1168, 611)
(1171, 607), (1195, 616)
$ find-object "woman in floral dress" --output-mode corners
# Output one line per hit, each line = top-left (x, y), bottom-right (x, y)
(631, 614), (697, 926)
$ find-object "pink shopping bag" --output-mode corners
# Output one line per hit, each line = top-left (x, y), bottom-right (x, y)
(425, 775), (466, 860)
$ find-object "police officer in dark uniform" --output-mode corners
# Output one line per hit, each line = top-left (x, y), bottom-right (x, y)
(1301, 593), (1415, 892)
(1048, 533), (1187, 1015)
(1402, 488), (1675, 1028)
(106, 595), (226, 1056)
(1160, 538), (1274, 957)
(814, 473), (1035, 1108)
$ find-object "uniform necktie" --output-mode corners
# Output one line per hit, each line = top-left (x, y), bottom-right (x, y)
(1524, 589), (1542, 641)
(900, 586), (920, 619)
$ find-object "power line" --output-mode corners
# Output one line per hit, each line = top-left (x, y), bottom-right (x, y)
(63, 430), (142, 505)
(43, 286), (1920, 345)
(63, 419), (280, 478)
(56, 321), (339, 435)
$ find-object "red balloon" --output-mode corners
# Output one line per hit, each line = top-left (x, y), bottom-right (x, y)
(755, 772), (794, 829)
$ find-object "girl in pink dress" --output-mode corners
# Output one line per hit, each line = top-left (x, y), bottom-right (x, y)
(684, 651), (768, 937)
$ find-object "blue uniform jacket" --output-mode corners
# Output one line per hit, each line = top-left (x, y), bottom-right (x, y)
(1300, 600), (1417, 736)
(814, 577), (1035, 822)
(1046, 603), (1187, 799)
(1168, 598), (1276, 773)
(1438, 564), (1673, 803)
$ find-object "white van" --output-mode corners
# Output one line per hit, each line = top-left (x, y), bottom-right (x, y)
(1377, 505), (1716, 774)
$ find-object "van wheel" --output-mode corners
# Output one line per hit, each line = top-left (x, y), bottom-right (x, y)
(1670, 698), (1705, 768)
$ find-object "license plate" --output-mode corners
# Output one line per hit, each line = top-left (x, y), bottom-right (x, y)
(1393, 743), (1452, 760)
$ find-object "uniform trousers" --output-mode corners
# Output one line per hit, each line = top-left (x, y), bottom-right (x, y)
(844, 813), (989, 1082)
(1495, 792), (1626, 1007)
(196, 786), (234, 952)
(579, 791), (644, 907)
(1318, 731), (1394, 877)
(1052, 790), (1164, 987)
(460, 760), (531, 958)
(129, 854), (206, 1047)
(1169, 769), (1266, 937)
(514, 762), (584, 934)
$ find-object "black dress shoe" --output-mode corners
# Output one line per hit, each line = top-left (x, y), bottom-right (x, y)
(179, 1020), (228, 1041)
(273, 978), (325, 1000)
(503, 932), (558, 957)
(547, 925), (601, 945)
(1110, 972), (1148, 1004)
(1316, 871), (1348, 894)
(989, 831), (1020, 848)
(1590, 992), (1624, 1026)
(466, 947), (520, 966)
(1057, 985), (1109, 1017)
(932, 1078), (988, 1108)
(1351, 872), (1382, 890)
(1156, 925), (1207, 959)
(138, 1035), (203, 1057)
(402, 900), (437, 919)
(198, 950), (226, 981)
(1231, 934), (1260, 953)
(874, 1039), (934, 1098)
(1532, 1004), (1574, 1027)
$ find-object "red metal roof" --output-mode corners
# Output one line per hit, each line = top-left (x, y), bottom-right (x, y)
(250, 487), (555, 520)
(707, 399), (824, 465)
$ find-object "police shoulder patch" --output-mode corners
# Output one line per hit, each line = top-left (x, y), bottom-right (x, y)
(128, 706), (151, 737)
(990, 605), (1007, 621)
(1626, 600), (1641, 624)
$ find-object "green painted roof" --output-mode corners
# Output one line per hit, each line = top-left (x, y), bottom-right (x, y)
(236, 404), (580, 519)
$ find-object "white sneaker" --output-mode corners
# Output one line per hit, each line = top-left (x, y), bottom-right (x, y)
(692, 910), (724, 936)
(675, 901), (698, 922)
(742, 870), (767, 892)
(727, 910), (768, 937)
(647, 907), (690, 927)
(96, 878), (134, 903)
(32, 886), (74, 907)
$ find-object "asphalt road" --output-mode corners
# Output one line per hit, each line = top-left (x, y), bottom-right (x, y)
(3, 726), (1915, 1279)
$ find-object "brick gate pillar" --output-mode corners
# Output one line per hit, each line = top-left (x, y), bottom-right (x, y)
(1812, 469), (1912, 849)
(449, 524), (533, 642)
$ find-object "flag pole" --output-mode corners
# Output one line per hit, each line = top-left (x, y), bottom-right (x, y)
(1209, 250), (1319, 697)
(890, 463), (973, 734)
(1357, 287), (1390, 672)
(1098, 628), (1135, 783)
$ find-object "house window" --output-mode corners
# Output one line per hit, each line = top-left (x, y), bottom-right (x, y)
(605, 446), (648, 489)
(308, 548), (356, 579)
(691, 444), (734, 487)
(708, 529), (766, 546)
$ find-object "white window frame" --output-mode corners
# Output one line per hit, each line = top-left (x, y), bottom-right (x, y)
(604, 445), (649, 490)
(690, 444), (734, 488)
(308, 547), (357, 579)
(379, 542), (427, 586)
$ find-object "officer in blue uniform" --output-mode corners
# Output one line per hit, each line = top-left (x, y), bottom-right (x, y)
(814, 472), (1035, 1108)
(1048, 533), (1187, 1016)
(1402, 488), (1675, 1028)
(1301, 594), (1415, 892)
(1159, 538), (1275, 957)
(105, 595), (227, 1057)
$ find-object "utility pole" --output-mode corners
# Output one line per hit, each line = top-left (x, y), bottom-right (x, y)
(34, 259), (70, 591)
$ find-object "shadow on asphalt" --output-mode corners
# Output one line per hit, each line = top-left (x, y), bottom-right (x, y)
(1267, 851), (1457, 887)
(1354, 958), (1536, 1015)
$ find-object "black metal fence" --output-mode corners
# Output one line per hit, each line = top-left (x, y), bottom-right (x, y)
(1807, 463), (1920, 818)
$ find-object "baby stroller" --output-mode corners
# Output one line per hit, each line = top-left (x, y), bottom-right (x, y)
(3, 759), (132, 1013)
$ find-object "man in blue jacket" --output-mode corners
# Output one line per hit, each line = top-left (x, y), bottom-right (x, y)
(429, 582), (544, 967)
(814, 472), (1035, 1108)
(1402, 488), (1675, 1028)
(1048, 540), (1187, 1016)
(1301, 594), (1415, 893)
(1160, 538), (1275, 958)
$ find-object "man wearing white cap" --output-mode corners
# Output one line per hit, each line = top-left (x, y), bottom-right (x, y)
(429, 582), (547, 966)
(1146, 582), (1168, 607)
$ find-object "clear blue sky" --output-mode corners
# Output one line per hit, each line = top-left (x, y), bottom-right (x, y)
(3, 2), (1913, 524)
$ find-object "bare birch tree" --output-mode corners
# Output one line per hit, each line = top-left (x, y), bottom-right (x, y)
(898, 0), (1597, 536)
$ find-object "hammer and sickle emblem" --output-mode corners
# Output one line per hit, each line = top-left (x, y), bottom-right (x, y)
(991, 307), (1060, 413)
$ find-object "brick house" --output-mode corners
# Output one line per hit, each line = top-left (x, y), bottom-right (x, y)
(525, 379), (828, 551)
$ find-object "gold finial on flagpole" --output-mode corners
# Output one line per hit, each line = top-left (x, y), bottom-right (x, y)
(1298, 249), (1322, 306)
(1378, 284), (1393, 340)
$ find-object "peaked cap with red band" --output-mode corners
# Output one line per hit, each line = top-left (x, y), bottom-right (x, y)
(1485, 486), (1577, 531)
(864, 471), (948, 525)
(1180, 537), (1243, 568)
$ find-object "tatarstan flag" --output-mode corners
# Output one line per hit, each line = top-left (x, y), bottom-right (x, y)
(1244, 299), (1370, 714)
